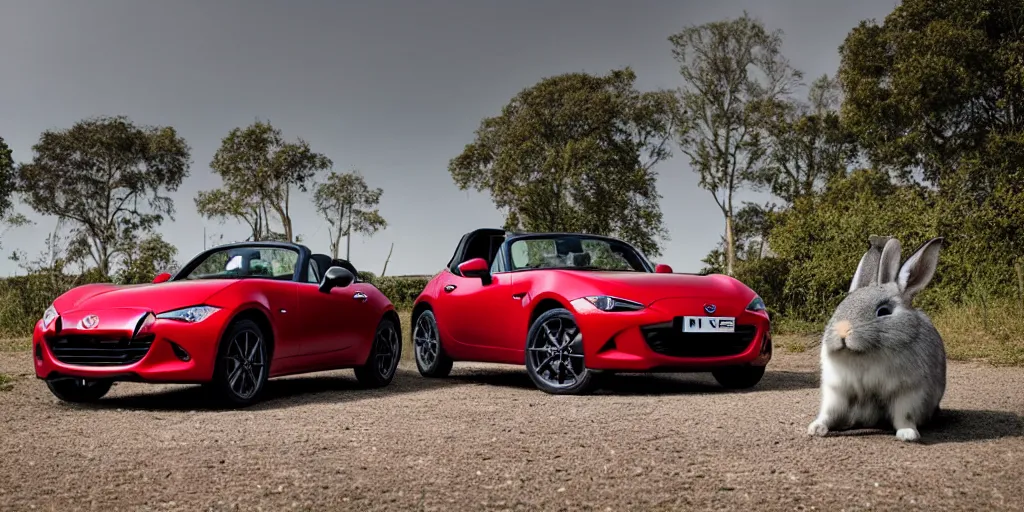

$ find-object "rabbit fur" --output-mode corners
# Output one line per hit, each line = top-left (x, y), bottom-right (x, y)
(807, 236), (947, 442)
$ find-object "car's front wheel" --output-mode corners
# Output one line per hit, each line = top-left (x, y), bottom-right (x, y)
(413, 310), (453, 378)
(525, 308), (596, 395)
(354, 317), (402, 387)
(209, 319), (269, 407)
(46, 378), (113, 403)
(711, 365), (766, 389)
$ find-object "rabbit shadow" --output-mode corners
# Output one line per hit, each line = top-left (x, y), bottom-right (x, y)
(825, 408), (1024, 444)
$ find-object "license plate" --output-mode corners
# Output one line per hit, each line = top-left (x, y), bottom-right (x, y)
(682, 316), (735, 333)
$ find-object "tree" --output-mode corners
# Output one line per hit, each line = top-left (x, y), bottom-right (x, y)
(16, 116), (191, 277)
(754, 75), (857, 204)
(115, 233), (179, 284)
(449, 67), (676, 257)
(838, 0), (1024, 185)
(0, 136), (30, 249)
(313, 170), (388, 260)
(198, 121), (332, 243)
(669, 12), (802, 275)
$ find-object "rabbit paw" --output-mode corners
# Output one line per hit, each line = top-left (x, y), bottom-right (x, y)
(807, 420), (830, 437)
(895, 428), (920, 442)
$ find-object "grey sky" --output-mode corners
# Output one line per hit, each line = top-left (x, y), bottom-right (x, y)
(0, 0), (897, 277)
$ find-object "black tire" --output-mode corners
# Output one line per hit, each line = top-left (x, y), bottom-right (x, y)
(413, 310), (453, 378)
(208, 319), (270, 407)
(711, 365), (766, 389)
(354, 317), (402, 388)
(525, 308), (596, 395)
(46, 378), (113, 403)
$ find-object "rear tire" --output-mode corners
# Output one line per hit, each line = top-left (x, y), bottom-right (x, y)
(413, 310), (453, 378)
(525, 308), (596, 395)
(711, 365), (766, 389)
(209, 319), (269, 408)
(46, 378), (112, 403)
(354, 317), (402, 388)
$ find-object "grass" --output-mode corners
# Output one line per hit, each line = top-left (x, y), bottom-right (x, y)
(0, 337), (31, 352)
(397, 309), (414, 361)
(0, 372), (15, 391)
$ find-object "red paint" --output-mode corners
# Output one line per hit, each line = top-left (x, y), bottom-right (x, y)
(32, 243), (396, 385)
(413, 230), (772, 374)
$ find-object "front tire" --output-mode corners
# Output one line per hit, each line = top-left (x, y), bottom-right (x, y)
(413, 310), (453, 378)
(712, 365), (766, 389)
(354, 317), (402, 388)
(209, 319), (269, 407)
(46, 378), (112, 403)
(525, 308), (596, 395)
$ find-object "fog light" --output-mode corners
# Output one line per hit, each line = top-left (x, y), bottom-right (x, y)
(169, 341), (191, 362)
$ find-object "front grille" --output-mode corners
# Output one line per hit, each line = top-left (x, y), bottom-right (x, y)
(47, 334), (155, 366)
(642, 322), (758, 358)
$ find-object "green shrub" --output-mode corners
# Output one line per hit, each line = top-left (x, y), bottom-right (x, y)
(365, 274), (434, 310)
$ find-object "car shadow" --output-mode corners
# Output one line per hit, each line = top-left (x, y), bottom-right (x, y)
(819, 408), (1024, 444)
(72, 368), (459, 412)
(447, 368), (819, 395)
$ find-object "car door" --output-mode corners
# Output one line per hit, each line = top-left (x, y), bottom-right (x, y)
(253, 279), (303, 359)
(434, 270), (519, 351)
(293, 259), (361, 357)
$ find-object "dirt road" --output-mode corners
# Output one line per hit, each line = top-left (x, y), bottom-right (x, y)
(1, 348), (1022, 511)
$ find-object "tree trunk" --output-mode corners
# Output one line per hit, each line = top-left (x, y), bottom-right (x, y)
(724, 214), (735, 276)
(381, 242), (393, 276)
(345, 201), (353, 260)
(330, 226), (341, 259)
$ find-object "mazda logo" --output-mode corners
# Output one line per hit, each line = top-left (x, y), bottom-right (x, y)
(81, 314), (99, 329)
(703, 304), (717, 315)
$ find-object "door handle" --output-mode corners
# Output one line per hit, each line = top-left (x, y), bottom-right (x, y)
(353, 291), (368, 302)
(444, 285), (456, 293)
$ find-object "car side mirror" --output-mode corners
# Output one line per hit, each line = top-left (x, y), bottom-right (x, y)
(655, 264), (673, 274)
(458, 257), (492, 284)
(153, 273), (172, 284)
(319, 266), (355, 293)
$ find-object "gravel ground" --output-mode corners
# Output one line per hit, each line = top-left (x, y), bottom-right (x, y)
(1, 348), (1022, 512)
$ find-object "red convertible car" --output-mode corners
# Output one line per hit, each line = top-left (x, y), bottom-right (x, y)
(411, 229), (772, 394)
(32, 241), (402, 407)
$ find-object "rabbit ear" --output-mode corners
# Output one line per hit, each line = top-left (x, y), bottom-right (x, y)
(849, 236), (887, 292)
(878, 238), (902, 284)
(898, 237), (944, 301)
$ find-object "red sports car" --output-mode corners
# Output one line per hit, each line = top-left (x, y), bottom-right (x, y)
(410, 229), (772, 394)
(32, 241), (402, 407)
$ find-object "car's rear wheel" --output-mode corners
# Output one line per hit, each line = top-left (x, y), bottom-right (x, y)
(209, 319), (269, 407)
(354, 317), (402, 387)
(413, 310), (453, 378)
(46, 378), (113, 403)
(711, 365), (766, 389)
(525, 308), (596, 395)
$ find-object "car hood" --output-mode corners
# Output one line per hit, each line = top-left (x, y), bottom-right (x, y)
(552, 270), (755, 306)
(54, 280), (240, 314)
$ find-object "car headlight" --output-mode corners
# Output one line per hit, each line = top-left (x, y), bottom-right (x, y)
(156, 305), (220, 323)
(42, 304), (58, 328)
(746, 296), (766, 312)
(584, 295), (644, 312)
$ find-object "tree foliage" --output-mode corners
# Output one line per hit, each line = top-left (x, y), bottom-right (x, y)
(313, 170), (388, 259)
(198, 121), (332, 243)
(0, 136), (14, 220)
(115, 233), (179, 284)
(669, 12), (802, 274)
(449, 67), (676, 257)
(15, 116), (190, 277)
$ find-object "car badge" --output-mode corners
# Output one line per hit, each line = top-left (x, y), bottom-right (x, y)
(81, 314), (99, 329)
(703, 303), (717, 315)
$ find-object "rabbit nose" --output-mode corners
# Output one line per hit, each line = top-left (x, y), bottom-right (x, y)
(833, 320), (852, 340)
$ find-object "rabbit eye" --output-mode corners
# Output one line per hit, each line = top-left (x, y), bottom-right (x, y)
(876, 305), (893, 317)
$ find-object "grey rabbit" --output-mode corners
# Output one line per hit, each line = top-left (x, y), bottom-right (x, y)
(807, 235), (947, 442)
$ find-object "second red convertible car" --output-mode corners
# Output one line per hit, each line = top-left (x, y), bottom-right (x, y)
(411, 229), (772, 394)
(32, 241), (402, 407)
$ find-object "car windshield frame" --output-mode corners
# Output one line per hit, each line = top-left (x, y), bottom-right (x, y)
(174, 244), (303, 282)
(503, 234), (654, 273)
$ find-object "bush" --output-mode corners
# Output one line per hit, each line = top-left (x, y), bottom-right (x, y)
(364, 274), (434, 310)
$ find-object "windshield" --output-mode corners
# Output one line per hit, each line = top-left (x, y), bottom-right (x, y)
(507, 235), (650, 272)
(178, 246), (300, 281)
